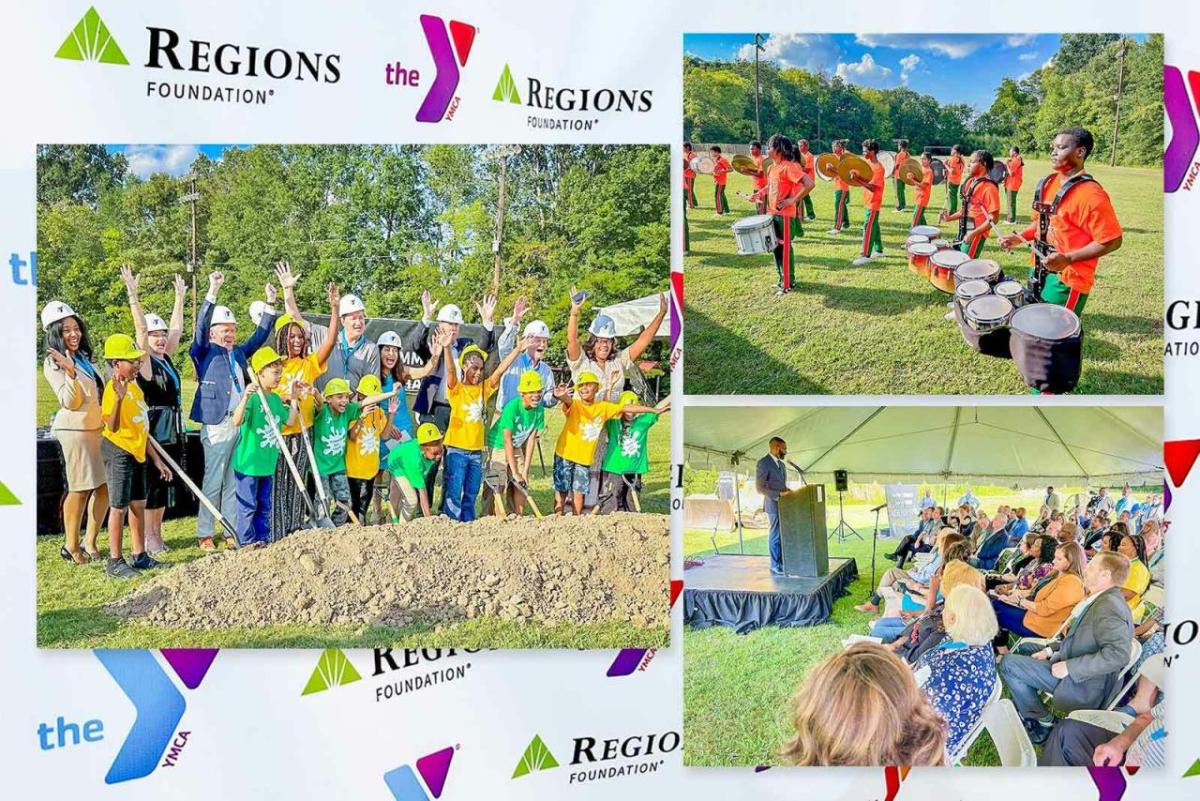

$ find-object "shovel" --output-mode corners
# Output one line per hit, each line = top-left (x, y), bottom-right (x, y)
(481, 451), (507, 516)
(295, 403), (337, 528)
(148, 438), (238, 537)
(621, 475), (643, 513)
(254, 385), (333, 529)
(510, 478), (543, 518)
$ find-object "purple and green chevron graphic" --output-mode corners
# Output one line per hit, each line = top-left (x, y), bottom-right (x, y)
(384, 746), (456, 801)
(416, 15), (476, 123)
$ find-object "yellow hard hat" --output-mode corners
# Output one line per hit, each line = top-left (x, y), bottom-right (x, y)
(574, 371), (600, 387)
(458, 344), (488, 367)
(517, 370), (544, 393)
(356, 374), (383, 396)
(323, 377), (351, 397)
(274, 313), (300, 332)
(103, 333), (145, 361)
(417, 422), (443, 445)
(250, 346), (284, 373)
(619, 391), (639, 407)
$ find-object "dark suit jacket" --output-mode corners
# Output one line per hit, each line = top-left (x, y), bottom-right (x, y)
(755, 455), (787, 506)
(1047, 586), (1134, 712)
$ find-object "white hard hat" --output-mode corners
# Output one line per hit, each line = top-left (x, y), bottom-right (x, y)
(523, 319), (550, 339)
(144, 313), (168, 333)
(339, 294), (366, 317)
(210, 305), (237, 327)
(436, 304), (465, 324)
(40, 300), (77, 331)
(588, 313), (617, 339)
(377, 331), (403, 349)
(248, 300), (267, 326)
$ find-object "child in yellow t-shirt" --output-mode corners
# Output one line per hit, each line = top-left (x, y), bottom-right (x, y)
(441, 339), (527, 522)
(552, 371), (656, 516)
(99, 334), (174, 579)
(346, 374), (390, 523)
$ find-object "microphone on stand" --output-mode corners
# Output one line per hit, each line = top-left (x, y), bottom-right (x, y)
(870, 502), (887, 512)
(785, 459), (807, 486)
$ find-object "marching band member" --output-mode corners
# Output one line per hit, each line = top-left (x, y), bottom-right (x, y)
(911, 152), (934, 228)
(999, 127), (1122, 317)
(682, 141), (698, 209)
(749, 140), (769, 215)
(797, 139), (818, 221)
(893, 140), (910, 212)
(946, 145), (965, 215)
(827, 139), (852, 235)
(765, 134), (813, 296)
(1005, 146), (1025, 223)
(850, 139), (886, 266)
(710, 146), (732, 215)
(941, 150), (1000, 259)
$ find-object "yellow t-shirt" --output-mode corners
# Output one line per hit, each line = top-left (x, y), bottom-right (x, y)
(345, 405), (386, 480)
(101, 379), (149, 462)
(1123, 558), (1151, 623)
(278, 353), (324, 436)
(445, 381), (496, 452)
(555, 399), (624, 466)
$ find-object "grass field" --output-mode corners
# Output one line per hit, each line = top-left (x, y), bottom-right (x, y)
(682, 488), (1083, 768)
(683, 159), (1163, 395)
(36, 373), (671, 649)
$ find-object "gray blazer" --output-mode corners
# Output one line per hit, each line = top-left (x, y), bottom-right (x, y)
(756, 455), (787, 503)
(1047, 586), (1134, 712)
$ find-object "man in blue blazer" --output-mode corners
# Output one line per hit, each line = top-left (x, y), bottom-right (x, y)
(756, 437), (792, 575)
(189, 271), (277, 550)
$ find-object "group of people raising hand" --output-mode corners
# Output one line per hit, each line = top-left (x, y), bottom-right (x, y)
(42, 263), (670, 579)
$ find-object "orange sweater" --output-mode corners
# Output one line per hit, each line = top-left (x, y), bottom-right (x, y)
(1024, 573), (1085, 637)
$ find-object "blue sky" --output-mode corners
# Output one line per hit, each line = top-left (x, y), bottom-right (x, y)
(684, 33), (1146, 112)
(105, 144), (247, 179)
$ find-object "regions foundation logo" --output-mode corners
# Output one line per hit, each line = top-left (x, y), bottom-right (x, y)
(384, 746), (456, 801)
(55, 6), (129, 65)
(416, 15), (477, 123)
(512, 735), (560, 778)
(301, 648), (362, 695)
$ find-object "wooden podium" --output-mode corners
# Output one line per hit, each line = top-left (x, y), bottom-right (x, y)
(778, 484), (829, 577)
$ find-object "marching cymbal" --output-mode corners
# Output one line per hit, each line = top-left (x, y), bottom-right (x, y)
(895, 159), (924, 187)
(696, 155), (714, 174)
(929, 157), (947, 186)
(815, 152), (840, 181)
(836, 153), (872, 184)
(730, 154), (762, 176)
(878, 150), (897, 178)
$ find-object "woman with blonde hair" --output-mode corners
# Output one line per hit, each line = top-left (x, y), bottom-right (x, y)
(781, 642), (947, 766)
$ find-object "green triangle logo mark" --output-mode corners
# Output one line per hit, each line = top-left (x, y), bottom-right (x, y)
(492, 64), (521, 104)
(1184, 758), (1200, 778)
(301, 648), (362, 696)
(55, 7), (129, 65)
(512, 734), (559, 779)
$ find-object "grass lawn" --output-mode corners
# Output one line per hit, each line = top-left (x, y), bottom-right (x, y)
(682, 489), (1075, 768)
(36, 372), (672, 649)
(683, 159), (1163, 395)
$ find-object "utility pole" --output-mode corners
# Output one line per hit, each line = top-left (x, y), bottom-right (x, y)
(486, 145), (522, 296)
(178, 173), (200, 325)
(1111, 36), (1127, 167)
(754, 34), (766, 143)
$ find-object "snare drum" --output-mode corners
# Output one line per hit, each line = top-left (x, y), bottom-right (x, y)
(954, 259), (1002, 289)
(1008, 303), (1084, 393)
(929, 249), (969, 293)
(731, 214), (777, 255)
(911, 225), (940, 239)
(995, 280), (1025, 308)
(955, 279), (991, 312)
(905, 234), (930, 249)
(930, 238), (951, 249)
(907, 242), (938, 276)
(964, 295), (1014, 333)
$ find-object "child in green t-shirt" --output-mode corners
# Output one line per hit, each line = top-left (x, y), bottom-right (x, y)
(484, 370), (546, 516)
(385, 422), (444, 521)
(231, 347), (300, 547)
(600, 392), (669, 513)
(312, 377), (359, 524)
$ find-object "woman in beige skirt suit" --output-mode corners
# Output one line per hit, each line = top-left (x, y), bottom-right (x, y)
(41, 301), (109, 563)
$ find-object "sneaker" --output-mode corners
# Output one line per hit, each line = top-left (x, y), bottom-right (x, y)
(883, 552), (898, 561)
(106, 558), (140, 579)
(826, 228), (840, 236)
(870, 250), (885, 259)
(199, 537), (217, 552)
(944, 310), (955, 320)
(769, 566), (785, 576)
(129, 552), (171, 570)
(851, 256), (872, 266)
(1027, 719), (1055, 746)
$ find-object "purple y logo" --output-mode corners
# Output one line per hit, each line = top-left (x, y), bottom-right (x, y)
(416, 15), (476, 123)
(1165, 65), (1200, 193)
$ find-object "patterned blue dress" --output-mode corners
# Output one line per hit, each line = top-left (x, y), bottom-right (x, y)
(915, 641), (997, 755)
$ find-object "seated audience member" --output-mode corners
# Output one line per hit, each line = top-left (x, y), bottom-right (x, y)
(1141, 520), (1164, 585)
(989, 532), (1039, 588)
(970, 514), (1009, 570)
(1104, 531), (1151, 623)
(868, 540), (979, 641)
(887, 558), (986, 661)
(999, 551), (1135, 744)
(857, 527), (956, 614)
(1007, 507), (1029, 543)
(1040, 671), (1164, 767)
(1030, 505), (1051, 534)
(1083, 514), (1112, 552)
(781, 643), (947, 766)
(915, 585), (1000, 756)
(993, 535), (1057, 596)
(1057, 521), (1080, 545)
(884, 506), (939, 567)
(992, 541), (1087, 648)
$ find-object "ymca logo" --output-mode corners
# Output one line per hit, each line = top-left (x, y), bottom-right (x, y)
(607, 579), (682, 676)
(96, 648), (218, 783)
(512, 734), (560, 778)
(1165, 65), (1200, 193)
(301, 648), (363, 695)
(416, 15), (476, 123)
(383, 746), (456, 801)
(55, 6), (128, 65)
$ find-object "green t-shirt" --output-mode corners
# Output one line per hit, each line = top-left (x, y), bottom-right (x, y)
(487, 396), (546, 450)
(313, 400), (360, 476)
(601, 413), (657, 475)
(386, 438), (434, 491)
(232, 392), (288, 477)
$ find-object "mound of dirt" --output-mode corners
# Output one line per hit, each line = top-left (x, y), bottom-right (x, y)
(106, 513), (669, 631)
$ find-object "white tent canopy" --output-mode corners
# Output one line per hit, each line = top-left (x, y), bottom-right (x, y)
(598, 293), (668, 338)
(685, 406), (1163, 488)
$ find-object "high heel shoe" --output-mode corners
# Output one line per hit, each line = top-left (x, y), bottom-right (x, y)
(60, 546), (90, 565)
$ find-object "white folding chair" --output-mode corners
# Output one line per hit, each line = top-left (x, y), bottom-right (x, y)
(979, 699), (1038, 767)
(949, 678), (1002, 765)
(994, 547), (1018, 574)
(912, 551), (935, 570)
(1143, 583), (1164, 613)
(1067, 709), (1134, 733)
(1100, 645), (1156, 710)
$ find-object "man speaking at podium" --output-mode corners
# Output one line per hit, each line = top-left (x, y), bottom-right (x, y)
(757, 437), (791, 576)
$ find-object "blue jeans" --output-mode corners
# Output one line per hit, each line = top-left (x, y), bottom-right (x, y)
(234, 471), (272, 547)
(999, 653), (1060, 721)
(764, 496), (782, 572)
(870, 616), (909, 643)
(444, 447), (483, 522)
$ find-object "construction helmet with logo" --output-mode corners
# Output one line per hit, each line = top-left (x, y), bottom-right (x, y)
(250, 346), (284, 373)
(210, 305), (237, 327)
(574, 371), (601, 387)
(523, 319), (551, 339)
(40, 301), (77, 331)
(144, 313), (168, 333)
(103, 334), (145, 361)
(249, 300), (268, 326)
(417, 422), (444, 445)
(339, 294), (366, 317)
(323, 377), (352, 397)
(357, 374), (383, 396)
(517, 370), (544, 393)
(588, 314), (617, 339)
(377, 330), (403, 349)
(437, 304), (465, 325)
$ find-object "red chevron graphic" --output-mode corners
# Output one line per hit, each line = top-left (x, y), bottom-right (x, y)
(1164, 439), (1200, 487)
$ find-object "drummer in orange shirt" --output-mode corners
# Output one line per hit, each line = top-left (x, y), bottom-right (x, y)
(797, 139), (818, 221)
(749, 139), (769, 215)
(999, 127), (1123, 316)
(765, 134), (814, 296)
(827, 139), (852, 235)
(1005, 146), (1025, 223)
(682, 141), (698, 209)
(849, 138), (886, 266)
(911, 151), (935, 228)
(893, 139), (910, 212)
(941, 149), (1001, 259)
(710, 146), (732, 215)
(946, 145), (965, 215)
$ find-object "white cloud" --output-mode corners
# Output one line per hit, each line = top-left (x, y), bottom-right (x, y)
(1018, 51), (1039, 62)
(899, 53), (921, 83)
(853, 33), (1041, 59)
(1006, 34), (1037, 47)
(123, 145), (199, 179)
(835, 53), (895, 88)
(737, 33), (842, 72)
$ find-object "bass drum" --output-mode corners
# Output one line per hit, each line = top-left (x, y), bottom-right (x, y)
(878, 150), (897, 178)
(697, 155), (715, 175)
(1008, 303), (1084, 393)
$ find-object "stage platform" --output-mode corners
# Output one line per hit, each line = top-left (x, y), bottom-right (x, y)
(683, 555), (858, 634)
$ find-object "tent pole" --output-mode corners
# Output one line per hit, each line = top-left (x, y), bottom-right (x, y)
(734, 457), (745, 555)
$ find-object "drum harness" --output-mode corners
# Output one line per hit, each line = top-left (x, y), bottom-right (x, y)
(1027, 172), (1096, 303)
(955, 174), (999, 246)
